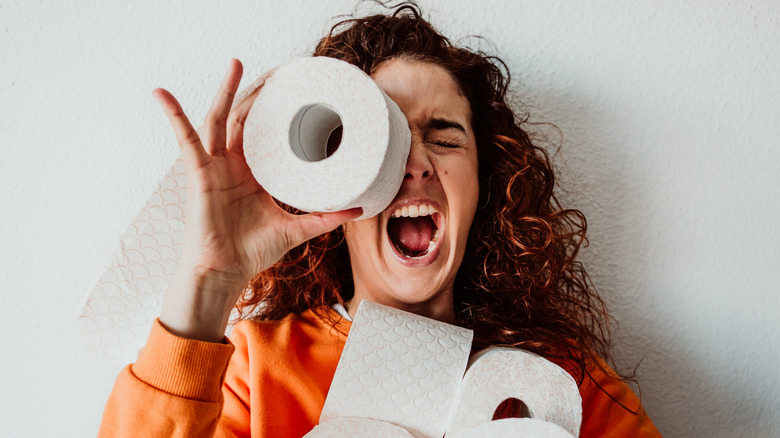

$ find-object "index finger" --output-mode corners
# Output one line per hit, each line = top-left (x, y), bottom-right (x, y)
(153, 88), (210, 170)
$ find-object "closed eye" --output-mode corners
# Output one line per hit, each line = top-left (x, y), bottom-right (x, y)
(429, 140), (461, 149)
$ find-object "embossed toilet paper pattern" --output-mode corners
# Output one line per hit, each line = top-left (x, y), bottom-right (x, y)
(79, 158), (187, 363)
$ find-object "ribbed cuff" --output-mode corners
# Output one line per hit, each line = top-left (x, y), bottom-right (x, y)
(132, 319), (235, 403)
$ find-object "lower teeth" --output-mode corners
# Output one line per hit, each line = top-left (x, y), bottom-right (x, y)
(392, 226), (440, 259)
(401, 238), (437, 258)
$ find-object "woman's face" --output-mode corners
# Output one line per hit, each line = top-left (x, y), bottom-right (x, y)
(343, 58), (480, 321)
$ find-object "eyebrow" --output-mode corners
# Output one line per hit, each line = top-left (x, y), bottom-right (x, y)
(426, 118), (467, 135)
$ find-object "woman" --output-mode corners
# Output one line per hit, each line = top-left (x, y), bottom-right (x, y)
(100, 4), (660, 437)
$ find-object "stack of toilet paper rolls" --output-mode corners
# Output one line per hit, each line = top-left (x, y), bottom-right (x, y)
(307, 301), (582, 438)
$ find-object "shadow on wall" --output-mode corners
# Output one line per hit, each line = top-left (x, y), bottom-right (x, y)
(522, 82), (778, 437)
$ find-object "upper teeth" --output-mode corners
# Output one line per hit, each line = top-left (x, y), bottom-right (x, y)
(391, 203), (438, 218)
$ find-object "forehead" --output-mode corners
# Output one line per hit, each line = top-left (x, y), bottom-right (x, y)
(370, 59), (472, 130)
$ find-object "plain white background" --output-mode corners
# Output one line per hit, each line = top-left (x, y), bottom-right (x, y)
(2, 1), (779, 436)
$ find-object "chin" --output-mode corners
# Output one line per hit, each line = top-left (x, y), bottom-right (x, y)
(381, 237), (460, 306)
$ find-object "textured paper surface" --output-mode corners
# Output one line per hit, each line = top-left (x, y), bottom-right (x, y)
(244, 57), (411, 219)
(78, 158), (187, 363)
(320, 301), (473, 438)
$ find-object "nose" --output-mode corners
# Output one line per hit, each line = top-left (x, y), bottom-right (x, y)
(404, 140), (433, 181)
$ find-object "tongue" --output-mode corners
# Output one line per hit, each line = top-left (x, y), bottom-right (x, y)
(388, 217), (435, 255)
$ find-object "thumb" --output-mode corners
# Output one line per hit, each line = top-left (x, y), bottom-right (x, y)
(287, 208), (363, 246)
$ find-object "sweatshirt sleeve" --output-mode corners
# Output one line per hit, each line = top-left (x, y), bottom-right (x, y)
(98, 319), (235, 438)
(578, 358), (662, 437)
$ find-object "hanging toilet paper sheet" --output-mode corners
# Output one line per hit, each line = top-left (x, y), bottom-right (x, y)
(78, 157), (188, 364)
(79, 57), (411, 361)
(308, 301), (582, 438)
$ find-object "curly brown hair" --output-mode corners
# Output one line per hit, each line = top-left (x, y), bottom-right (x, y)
(240, 2), (613, 379)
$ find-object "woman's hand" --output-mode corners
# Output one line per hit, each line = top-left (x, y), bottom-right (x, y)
(154, 59), (361, 342)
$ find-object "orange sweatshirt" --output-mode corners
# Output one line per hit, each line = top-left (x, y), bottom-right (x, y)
(99, 308), (660, 437)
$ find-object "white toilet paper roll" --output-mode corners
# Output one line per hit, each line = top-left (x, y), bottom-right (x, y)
(305, 417), (413, 438)
(243, 57), (411, 219)
(445, 418), (574, 438)
(446, 347), (582, 437)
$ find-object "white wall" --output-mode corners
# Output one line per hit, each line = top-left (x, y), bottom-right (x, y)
(2, 0), (778, 436)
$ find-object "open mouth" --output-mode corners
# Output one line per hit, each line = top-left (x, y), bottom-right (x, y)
(387, 203), (441, 260)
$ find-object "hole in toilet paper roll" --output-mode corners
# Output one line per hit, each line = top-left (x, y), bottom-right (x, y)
(492, 398), (533, 420)
(288, 103), (343, 162)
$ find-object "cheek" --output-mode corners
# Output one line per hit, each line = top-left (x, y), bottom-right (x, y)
(446, 160), (480, 227)
(344, 220), (382, 253)
(461, 155), (480, 211)
(463, 176), (480, 226)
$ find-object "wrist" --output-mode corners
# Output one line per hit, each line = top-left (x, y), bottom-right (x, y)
(159, 266), (248, 342)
